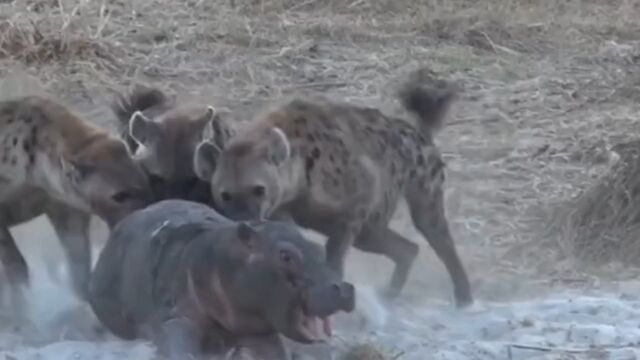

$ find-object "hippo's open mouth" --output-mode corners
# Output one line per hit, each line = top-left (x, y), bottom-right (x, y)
(293, 281), (355, 343)
(295, 306), (332, 343)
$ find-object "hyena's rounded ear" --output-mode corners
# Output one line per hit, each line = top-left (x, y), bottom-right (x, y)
(201, 106), (218, 139)
(193, 140), (222, 181)
(129, 111), (160, 146)
(267, 127), (290, 166)
(201, 106), (232, 149)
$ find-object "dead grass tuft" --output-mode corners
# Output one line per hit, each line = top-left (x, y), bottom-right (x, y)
(340, 343), (388, 360)
(0, 19), (111, 64)
(0, 0), (117, 64)
(550, 140), (640, 265)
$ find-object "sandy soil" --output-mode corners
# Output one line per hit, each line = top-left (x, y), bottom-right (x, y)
(1, 0), (640, 359)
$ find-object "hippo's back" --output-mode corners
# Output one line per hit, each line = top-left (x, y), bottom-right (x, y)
(90, 200), (232, 328)
(114, 199), (229, 233)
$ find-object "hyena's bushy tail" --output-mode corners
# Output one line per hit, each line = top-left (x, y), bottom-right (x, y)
(111, 84), (171, 126)
(397, 78), (458, 136)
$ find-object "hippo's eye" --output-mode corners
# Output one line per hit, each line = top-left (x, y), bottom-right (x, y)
(280, 250), (299, 287)
(252, 185), (266, 198)
(279, 249), (292, 264)
(220, 191), (232, 202)
(111, 191), (133, 204)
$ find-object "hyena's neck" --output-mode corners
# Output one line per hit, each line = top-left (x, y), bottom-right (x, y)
(277, 155), (306, 205)
(28, 144), (87, 211)
(30, 128), (104, 212)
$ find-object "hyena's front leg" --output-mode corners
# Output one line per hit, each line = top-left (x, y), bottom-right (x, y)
(46, 203), (92, 301)
(324, 219), (364, 279)
(324, 158), (376, 278)
(0, 215), (29, 312)
(0, 226), (28, 286)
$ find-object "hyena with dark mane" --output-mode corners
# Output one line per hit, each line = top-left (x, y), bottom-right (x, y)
(111, 85), (235, 205)
(194, 80), (473, 308)
(0, 95), (151, 303)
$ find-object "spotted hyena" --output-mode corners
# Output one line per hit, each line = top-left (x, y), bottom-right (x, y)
(193, 80), (473, 307)
(111, 85), (234, 205)
(0, 95), (152, 302)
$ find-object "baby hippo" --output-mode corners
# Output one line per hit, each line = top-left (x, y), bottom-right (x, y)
(88, 199), (355, 360)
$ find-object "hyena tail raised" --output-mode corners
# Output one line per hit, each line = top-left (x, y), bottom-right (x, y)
(397, 80), (457, 136)
(111, 84), (172, 152)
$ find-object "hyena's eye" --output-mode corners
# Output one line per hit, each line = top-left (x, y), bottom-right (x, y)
(111, 191), (133, 204)
(252, 185), (266, 198)
(220, 191), (232, 202)
(183, 177), (199, 188)
(148, 174), (164, 187)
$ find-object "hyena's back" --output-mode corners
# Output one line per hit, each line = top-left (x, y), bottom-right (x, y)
(0, 96), (100, 195)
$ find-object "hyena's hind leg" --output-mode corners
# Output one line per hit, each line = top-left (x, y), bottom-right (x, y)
(354, 224), (419, 299)
(405, 178), (473, 308)
(46, 203), (92, 301)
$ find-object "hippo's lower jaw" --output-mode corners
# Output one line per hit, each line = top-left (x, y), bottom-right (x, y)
(294, 308), (333, 344)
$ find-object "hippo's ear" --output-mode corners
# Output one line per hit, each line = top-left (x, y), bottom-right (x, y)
(193, 140), (221, 181)
(236, 222), (258, 251)
(266, 127), (290, 166)
(129, 111), (160, 146)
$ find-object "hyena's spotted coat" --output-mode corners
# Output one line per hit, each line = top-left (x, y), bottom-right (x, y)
(0, 95), (151, 302)
(194, 80), (473, 307)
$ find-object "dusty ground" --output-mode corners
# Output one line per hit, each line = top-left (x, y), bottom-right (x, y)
(1, 0), (640, 359)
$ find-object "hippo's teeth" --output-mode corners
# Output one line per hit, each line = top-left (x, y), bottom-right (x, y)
(322, 317), (332, 337)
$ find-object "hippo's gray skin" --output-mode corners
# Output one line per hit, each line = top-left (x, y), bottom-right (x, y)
(88, 199), (355, 360)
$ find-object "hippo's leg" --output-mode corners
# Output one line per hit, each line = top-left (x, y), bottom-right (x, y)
(235, 333), (289, 360)
(155, 318), (203, 360)
(354, 224), (418, 300)
(88, 292), (136, 340)
(46, 203), (92, 301)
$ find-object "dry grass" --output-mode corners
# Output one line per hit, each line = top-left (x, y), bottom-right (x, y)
(1, 0), (640, 352)
(340, 343), (388, 360)
(549, 139), (640, 266)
